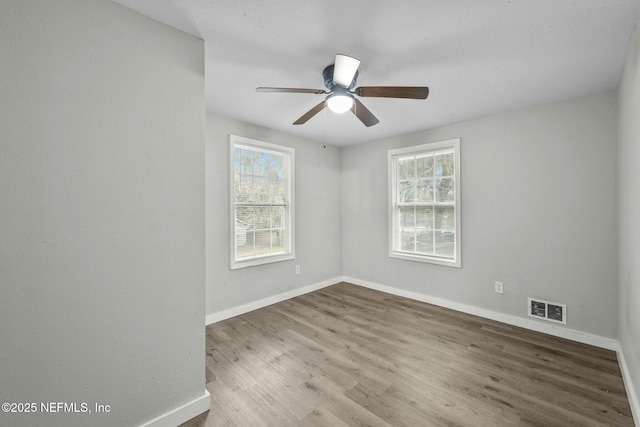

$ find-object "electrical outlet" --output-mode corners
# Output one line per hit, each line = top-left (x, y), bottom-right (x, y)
(494, 281), (504, 294)
(295, 265), (300, 275)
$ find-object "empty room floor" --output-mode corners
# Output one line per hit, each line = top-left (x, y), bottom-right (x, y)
(183, 282), (633, 426)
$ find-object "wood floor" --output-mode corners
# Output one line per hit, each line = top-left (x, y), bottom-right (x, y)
(181, 282), (633, 426)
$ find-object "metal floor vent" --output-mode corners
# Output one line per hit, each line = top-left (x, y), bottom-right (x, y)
(527, 297), (567, 325)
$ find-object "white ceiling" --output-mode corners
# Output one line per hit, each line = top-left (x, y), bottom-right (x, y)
(114, 0), (640, 146)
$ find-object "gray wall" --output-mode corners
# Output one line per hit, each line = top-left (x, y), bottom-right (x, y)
(206, 113), (342, 314)
(618, 13), (640, 416)
(342, 92), (618, 339)
(0, 2), (206, 426)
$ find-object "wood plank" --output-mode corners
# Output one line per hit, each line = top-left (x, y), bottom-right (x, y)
(181, 282), (634, 427)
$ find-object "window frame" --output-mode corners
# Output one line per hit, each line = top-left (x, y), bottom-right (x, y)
(388, 138), (461, 268)
(229, 134), (295, 270)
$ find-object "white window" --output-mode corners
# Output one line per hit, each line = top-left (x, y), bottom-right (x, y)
(229, 135), (294, 269)
(389, 139), (461, 267)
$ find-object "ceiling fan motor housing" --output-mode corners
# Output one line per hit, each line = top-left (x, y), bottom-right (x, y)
(323, 64), (358, 90)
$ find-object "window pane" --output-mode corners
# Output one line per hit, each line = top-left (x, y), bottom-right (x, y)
(233, 147), (242, 174)
(398, 180), (414, 203)
(270, 230), (285, 254)
(253, 177), (269, 202)
(253, 151), (269, 177)
(435, 206), (455, 231)
(235, 204), (254, 260)
(269, 154), (283, 178)
(271, 206), (285, 228)
(236, 175), (252, 202)
(235, 220), (250, 255)
(236, 231), (254, 259)
(254, 206), (271, 229)
(254, 231), (271, 255)
(435, 152), (455, 177)
(236, 206), (255, 228)
(415, 207), (433, 230)
(399, 158), (415, 179)
(416, 230), (434, 255)
(435, 231), (455, 258)
(400, 230), (416, 251)
(436, 178), (455, 202)
(416, 155), (433, 178)
(241, 150), (253, 175)
(416, 179), (434, 202)
(399, 207), (415, 228)
(269, 178), (285, 203)
(234, 172), (241, 199)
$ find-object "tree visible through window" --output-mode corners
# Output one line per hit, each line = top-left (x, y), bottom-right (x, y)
(389, 139), (461, 267)
(230, 135), (294, 269)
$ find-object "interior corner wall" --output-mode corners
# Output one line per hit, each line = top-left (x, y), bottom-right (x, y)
(342, 91), (619, 339)
(618, 13), (640, 419)
(206, 113), (342, 316)
(0, 2), (206, 426)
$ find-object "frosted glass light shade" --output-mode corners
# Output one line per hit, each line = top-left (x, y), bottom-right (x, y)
(326, 94), (354, 114)
(333, 54), (361, 87)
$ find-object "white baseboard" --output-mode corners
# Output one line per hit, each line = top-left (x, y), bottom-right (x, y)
(139, 390), (210, 427)
(343, 276), (618, 351)
(617, 347), (640, 426)
(205, 277), (341, 325)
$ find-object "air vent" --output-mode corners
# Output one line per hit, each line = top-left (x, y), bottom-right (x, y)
(527, 298), (566, 325)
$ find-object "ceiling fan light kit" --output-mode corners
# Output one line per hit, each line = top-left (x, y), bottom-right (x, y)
(326, 92), (354, 114)
(256, 53), (429, 127)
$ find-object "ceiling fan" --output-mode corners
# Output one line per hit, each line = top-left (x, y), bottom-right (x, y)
(256, 54), (429, 127)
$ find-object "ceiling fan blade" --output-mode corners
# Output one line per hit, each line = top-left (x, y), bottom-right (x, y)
(256, 87), (327, 94)
(351, 99), (379, 127)
(333, 54), (361, 87)
(354, 86), (429, 99)
(293, 101), (326, 125)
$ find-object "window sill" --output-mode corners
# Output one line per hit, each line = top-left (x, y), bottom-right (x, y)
(230, 253), (295, 270)
(389, 251), (461, 268)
